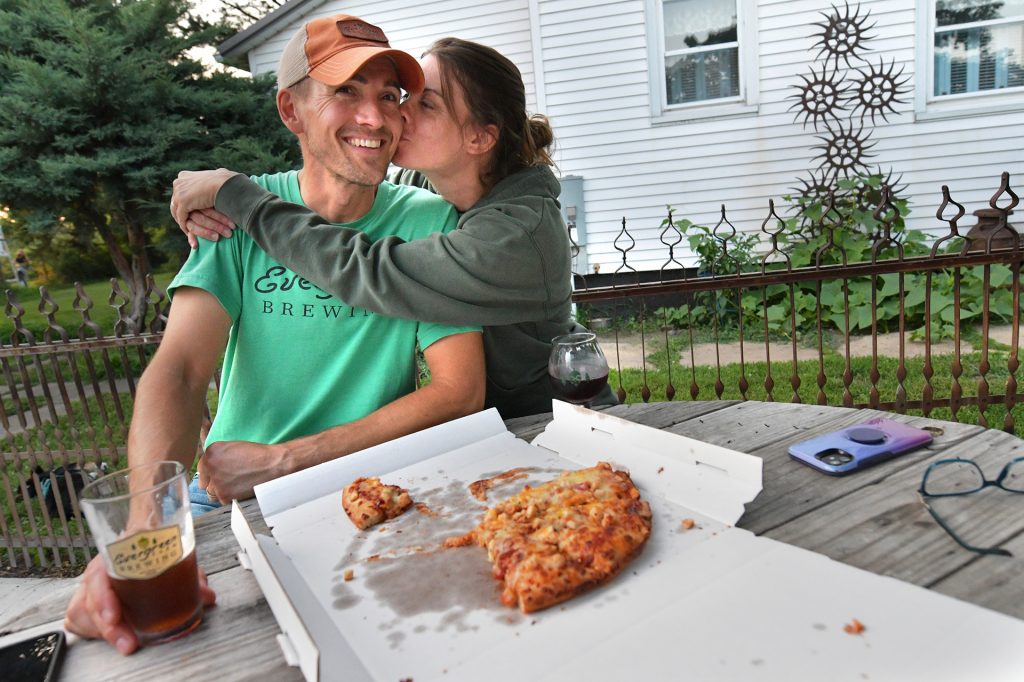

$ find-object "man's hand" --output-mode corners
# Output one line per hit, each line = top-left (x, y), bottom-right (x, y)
(64, 555), (216, 655)
(170, 169), (240, 249)
(198, 440), (288, 502)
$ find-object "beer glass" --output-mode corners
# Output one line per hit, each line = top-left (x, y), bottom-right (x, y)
(80, 461), (203, 646)
(548, 332), (609, 407)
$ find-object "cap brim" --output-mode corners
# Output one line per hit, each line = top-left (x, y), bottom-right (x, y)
(308, 46), (424, 94)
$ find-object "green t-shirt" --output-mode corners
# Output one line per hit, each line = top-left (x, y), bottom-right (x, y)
(168, 171), (475, 446)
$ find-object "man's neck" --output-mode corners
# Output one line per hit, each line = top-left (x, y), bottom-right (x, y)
(297, 167), (378, 224)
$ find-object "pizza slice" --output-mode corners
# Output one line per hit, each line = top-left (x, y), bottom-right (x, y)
(341, 477), (413, 530)
(448, 462), (652, 613)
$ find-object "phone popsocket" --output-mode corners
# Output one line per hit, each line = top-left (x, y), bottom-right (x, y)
(788, 418), (933, 475)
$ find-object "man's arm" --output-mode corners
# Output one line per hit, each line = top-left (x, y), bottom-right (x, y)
(64, 286), (228, 654)
(128, 286), (232, 471)
(200, 330), (486, 500)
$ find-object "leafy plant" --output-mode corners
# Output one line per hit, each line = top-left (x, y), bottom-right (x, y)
(659, 210), (761, 330)
(667, 214), (761, 276)
(654, 173), (1021, 343)
(781, 174), (929, 264)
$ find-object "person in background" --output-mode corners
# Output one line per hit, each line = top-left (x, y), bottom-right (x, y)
(170, 37), (616, 419)
(13, 249), (29, 286)
(64, 15), (485, 654)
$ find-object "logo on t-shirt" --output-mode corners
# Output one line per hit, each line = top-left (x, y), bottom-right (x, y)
(254, 265), (372, 320)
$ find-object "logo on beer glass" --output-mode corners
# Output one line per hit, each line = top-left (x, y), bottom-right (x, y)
(107, 526), (184, 580)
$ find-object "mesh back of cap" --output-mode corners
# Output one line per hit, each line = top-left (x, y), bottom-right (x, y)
(277, 25), (311, 91)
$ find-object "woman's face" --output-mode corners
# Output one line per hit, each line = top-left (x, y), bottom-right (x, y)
(393, 55), (472, 173)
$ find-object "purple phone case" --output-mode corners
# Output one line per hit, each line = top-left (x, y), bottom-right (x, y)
(788, 418), (933, 476)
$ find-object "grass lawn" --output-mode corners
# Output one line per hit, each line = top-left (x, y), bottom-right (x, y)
(611, 336), (1024, 436)
(0, 270), (177, 340)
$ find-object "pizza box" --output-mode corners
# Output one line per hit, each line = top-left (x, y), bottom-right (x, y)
(231, 402), (1024, 682)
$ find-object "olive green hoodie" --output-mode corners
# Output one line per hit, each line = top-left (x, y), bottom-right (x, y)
(215, 164), (615, 418)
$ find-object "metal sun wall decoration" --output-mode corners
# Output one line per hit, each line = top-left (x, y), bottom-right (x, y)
(788, 2), (911, 208)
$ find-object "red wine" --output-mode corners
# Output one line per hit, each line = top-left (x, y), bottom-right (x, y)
(548, 374), (608, 404)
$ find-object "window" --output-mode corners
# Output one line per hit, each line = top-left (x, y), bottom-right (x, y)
(646, 0), (758, 122)
(916, 0), (1024, 118)
(933, 0), (1024, 97)
(663, 0), (739, 104)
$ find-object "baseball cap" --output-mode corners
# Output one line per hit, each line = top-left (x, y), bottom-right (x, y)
(276, 15), (423, 94)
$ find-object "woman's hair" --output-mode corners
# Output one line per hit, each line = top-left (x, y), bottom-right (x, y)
(424, 37), (553, 186)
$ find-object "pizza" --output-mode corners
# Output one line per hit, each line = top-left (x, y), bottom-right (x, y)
(468, 467), (530, 501)
(341, 477), (413, 530)
(446, 462), (652, 613)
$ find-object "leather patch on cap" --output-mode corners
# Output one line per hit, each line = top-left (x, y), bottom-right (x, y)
(337, 19), (387, 44)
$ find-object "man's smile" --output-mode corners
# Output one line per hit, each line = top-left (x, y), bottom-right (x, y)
(345, 137), (384, 149)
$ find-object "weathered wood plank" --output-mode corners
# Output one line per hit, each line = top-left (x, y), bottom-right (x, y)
(763, 425), (1024, 619)
(0, 579), (79, 634)
(505, 400), (739, 443)
(193, 498), (268, 577)
(5, 400), (1020, 680)
(734, 410), (986, 534)
(602, 400), (739, 429)
(0, 499), (268, 634)
(930, 531), (1024, 616)
(502, 410), (556, 442)
(60, 564), (300, 681)
(663, 400), (865, 451)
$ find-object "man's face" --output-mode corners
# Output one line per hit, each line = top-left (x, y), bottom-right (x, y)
(294, 57), (404, 187)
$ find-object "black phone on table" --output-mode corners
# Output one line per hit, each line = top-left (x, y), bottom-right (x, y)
(0, 631), (66, 682)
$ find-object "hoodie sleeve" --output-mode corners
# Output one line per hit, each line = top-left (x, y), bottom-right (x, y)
(216, 174), (562, 327)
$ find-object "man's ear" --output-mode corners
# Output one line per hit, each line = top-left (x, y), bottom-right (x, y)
(464, 123), (498, 157)
(278, 89), (304, 135)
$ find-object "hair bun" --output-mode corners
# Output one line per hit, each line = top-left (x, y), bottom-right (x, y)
(526, 115), (554, 164)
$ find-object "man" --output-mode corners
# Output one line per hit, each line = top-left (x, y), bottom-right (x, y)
(64, 15), (485, 653)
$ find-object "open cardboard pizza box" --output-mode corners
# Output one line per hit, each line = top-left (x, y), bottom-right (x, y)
(231, 403), (1024, 681)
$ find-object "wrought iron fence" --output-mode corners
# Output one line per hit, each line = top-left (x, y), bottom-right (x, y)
(1, 173), (1019, 571)
(0, 277), (170, 570)
(573, 172), (1021, 432)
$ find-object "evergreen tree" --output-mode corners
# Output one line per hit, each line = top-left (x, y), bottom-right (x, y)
(205, 0), (285, 30)
(0, 0), (299, 324)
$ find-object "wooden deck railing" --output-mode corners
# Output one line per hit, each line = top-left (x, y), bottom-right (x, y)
(0, 278), (171, 570)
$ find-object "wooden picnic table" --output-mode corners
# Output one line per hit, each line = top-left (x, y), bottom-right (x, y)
(6, 400), (1023, 680)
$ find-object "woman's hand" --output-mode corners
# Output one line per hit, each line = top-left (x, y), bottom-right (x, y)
(170, 169), (240, 249)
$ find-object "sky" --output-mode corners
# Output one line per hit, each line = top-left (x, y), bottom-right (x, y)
(187, 1), (244, 73)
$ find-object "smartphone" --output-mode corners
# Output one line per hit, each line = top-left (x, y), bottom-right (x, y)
(0, 631), (66, 682)
(788, 418), (933, 476)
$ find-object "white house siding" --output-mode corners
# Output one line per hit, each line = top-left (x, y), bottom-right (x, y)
(539, 0), (1024, 272)
(245, 1), (539, 112)
(240, 0), (1024, 273)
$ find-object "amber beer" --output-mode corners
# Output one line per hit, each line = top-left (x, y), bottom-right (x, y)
(81, 461), (204, 646)
(109, 549), (202, 643)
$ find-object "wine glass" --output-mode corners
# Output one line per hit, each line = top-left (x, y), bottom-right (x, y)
(548, 332), (609, 407)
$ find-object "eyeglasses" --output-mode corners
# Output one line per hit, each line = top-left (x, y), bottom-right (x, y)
(918, 457), (1024, 557)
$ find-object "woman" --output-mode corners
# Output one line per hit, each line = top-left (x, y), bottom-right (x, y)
(171, 38), (613, 418)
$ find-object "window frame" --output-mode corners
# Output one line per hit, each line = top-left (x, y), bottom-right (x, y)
(915, 0), (1024, 121)
(645, 0), (759, 124)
